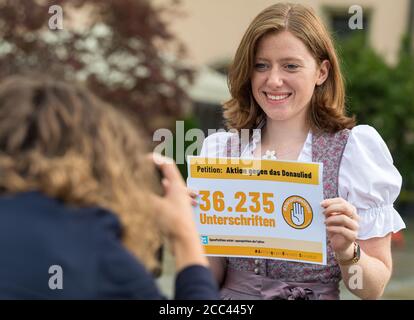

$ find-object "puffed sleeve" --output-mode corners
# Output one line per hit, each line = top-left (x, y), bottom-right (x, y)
(338, 125), (406, 240)
(199, 131), (233, 157)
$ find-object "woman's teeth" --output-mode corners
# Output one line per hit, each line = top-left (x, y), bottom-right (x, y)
(266, 93), (290, 101)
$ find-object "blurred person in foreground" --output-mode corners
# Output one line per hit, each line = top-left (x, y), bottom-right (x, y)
(0, 74), (218, 299)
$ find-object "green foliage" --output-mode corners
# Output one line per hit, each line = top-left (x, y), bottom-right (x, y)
(338, 34), (414, 195)
(152, 116), (201, 180)
(172, 116), (202, 179)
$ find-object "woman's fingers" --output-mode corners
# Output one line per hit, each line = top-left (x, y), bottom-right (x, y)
(325, 214), (359, 231)
(322, 198), (359, 254)
(321, 198), (359, 221)
(149, 154), (199, 208)
(188, 189), (199, 207)
(324, 205), (359, 221)
(151, 153), (184, 184)
(188, 189), (198, 199)
(326, 225), (356, 243)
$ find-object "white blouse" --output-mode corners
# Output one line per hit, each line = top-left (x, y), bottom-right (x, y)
(199, 125), (406, 240)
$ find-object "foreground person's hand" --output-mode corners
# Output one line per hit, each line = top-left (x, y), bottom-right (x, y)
(150, 153), (208, 271)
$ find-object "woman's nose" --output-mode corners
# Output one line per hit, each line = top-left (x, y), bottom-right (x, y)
(266, 69), (283, 87)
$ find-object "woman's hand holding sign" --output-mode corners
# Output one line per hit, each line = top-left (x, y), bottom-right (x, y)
(321, 197), (360, 260)
(188, 188), (199, 207)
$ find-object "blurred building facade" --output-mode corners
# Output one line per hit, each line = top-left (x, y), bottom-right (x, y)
(157, 0), (412, 67)
(153, 0), (413, 131)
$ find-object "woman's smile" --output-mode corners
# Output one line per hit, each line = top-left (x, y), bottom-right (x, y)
(264, 91), (293, 105)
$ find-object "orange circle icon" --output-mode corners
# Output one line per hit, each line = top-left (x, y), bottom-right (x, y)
(282, 196), (313, 229)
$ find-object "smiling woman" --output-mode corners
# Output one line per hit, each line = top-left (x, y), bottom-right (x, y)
(251, 31), (329, 124)
(222, 4), (352, 136)
(198, 2), (406, 300)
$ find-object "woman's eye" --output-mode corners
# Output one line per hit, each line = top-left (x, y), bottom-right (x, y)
(285, 64), (299, 71)
(254, 63), (268, 71)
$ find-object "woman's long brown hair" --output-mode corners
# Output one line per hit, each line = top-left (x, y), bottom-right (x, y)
(224, 2), (355, 133)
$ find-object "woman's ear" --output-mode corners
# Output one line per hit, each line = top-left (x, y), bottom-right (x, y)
(316, 60), (330, 86)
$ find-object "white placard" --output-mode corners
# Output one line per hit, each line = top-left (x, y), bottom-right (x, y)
(187, 156), (326, 265)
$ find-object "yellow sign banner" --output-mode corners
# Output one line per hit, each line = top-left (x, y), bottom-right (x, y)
(189, 157), (319, 185)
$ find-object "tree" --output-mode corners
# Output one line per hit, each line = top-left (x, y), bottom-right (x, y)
(0, 0), (193, 135)
(386, 35), (414, 200)
(339, 34), (414, 199)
